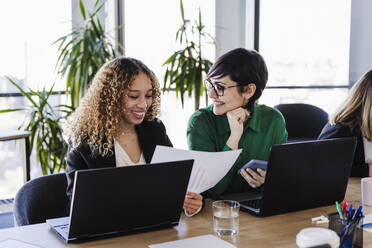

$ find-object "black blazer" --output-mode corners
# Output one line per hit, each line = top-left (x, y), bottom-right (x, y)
(65, 118), (173, 201)
(318, 122), (369, 177)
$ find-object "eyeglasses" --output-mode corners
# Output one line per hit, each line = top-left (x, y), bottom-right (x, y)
(204, 78), (240, 97)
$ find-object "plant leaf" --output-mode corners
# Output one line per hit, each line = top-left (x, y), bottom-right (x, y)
(0, 109), (22, 113)
(6, 77), (37, 107)
(79, 0), (86, 20)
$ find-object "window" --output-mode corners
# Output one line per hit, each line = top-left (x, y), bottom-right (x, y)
(125, 0), (215, 148)
(0, 1), (72, 197)
(0, 1), (71, 128)
(258, 0), (351, 114)
(0, 1), (71, 92)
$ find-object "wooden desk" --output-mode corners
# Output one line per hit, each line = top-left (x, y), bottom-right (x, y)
(0, 129), (31, 182)
(0, 178), (371, 247)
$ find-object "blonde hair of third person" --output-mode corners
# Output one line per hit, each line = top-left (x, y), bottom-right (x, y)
(319, 69), (372, 177)
(331, 69), (372, 140)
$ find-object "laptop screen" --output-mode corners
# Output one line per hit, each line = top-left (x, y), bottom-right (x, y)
(68, 159), (193, 239)
(260, 137), (356, 216)
(223, 138), (357, 217)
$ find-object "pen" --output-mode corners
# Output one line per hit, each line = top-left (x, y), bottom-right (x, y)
(347, 204), (353, 221)
(340, 205), (363, 247)
(359, 206), (363, 218)
(335, 201), (344, 220)
(352, 205), (363, 220)
(342, 200), (348, 218)
(344, 208), (348, 219)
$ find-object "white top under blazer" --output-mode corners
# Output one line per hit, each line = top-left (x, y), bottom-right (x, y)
(114, 139), (146, 167)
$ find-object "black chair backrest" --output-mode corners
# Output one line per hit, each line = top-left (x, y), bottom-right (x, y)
(14, 173), (69, 226)
(274, 103), (329, 142)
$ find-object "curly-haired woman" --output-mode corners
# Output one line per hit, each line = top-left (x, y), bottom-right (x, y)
(64, 57), (202, 215)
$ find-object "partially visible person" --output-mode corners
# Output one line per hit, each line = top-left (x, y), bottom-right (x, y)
(187, 48), (288, 200)
(318, 69), (372, 177)
(64, 57), (202, 215)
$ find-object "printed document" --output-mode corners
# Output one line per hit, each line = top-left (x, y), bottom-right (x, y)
(0, 239), (43, 248)
(363, 214), (372, 233)
(149, 235), (236, 248)
(151, 146), (241, 193)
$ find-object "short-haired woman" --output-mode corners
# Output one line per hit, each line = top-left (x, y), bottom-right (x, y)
(187, 48), (288, 200)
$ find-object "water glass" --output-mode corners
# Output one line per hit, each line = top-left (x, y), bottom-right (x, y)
(212, 200), (240, 235)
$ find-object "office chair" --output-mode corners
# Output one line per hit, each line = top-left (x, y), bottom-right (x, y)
(14, 173), (69, 226)
(274, 103), (329, 142)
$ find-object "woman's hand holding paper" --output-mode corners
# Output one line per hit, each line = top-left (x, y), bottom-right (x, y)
(183, 191), (203, 216)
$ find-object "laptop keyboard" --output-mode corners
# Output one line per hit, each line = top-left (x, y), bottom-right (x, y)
(240, 198), (262, 209)
(56, 224), (69, 236)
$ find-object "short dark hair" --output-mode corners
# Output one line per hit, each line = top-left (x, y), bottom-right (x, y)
(207, 48), (268, 112)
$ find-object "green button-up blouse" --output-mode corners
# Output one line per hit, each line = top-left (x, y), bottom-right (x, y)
(187, 104), (288, 197)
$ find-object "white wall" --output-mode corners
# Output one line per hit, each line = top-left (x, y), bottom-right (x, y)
(349, 0), (372, 85)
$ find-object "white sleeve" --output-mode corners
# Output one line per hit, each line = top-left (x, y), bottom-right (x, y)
(184, 205), (202, 217)
(363, 136), (372, 163)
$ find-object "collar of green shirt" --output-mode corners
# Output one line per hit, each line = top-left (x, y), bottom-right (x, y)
(213, 104), (262, 135)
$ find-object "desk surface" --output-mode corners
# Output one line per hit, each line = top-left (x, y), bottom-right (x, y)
(0, 129), (30, 141)
(0, 178), (371, 248)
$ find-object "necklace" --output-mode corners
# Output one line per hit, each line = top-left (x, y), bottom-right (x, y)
(121, 131), (135, 136)
(119, 132), (137, 147)
(120, 127), (136, 136)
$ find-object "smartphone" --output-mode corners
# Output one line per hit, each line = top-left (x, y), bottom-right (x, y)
(237, 159), (268, 174)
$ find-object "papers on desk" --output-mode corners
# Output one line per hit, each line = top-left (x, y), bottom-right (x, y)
(0, 238), (43, 248)
(151, 146), (241, 194)
(362, 214), (372, 233)
(149, 235), (236, 248)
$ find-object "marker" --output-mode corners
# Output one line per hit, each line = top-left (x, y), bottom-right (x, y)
(342, 200), (348, 218)
(359, 205), (364, 217)
(349, 205), (362, 226)
(342, 200), (347, 210)
(347, 204), (353, 221)
(335, 201), (344, 220)
(352, 205), (363, 220)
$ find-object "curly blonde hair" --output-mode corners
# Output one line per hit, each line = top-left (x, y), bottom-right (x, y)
(65, 57), (161, 156)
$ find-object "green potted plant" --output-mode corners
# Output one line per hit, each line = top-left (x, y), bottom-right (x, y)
(2, 78), (69, 175)
(163, 0), (215, 111)
(0, 0), (121, 175)
(54, 0), (120, 110)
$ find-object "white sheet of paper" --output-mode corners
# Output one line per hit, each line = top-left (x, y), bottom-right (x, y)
(148, 235), (236, 248)
(151, 146), (241, 193)
(363, 214), (372, 233)
(0, 239), (43, 248)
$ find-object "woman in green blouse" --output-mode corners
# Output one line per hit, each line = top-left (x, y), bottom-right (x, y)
(187, 48), (288, 199)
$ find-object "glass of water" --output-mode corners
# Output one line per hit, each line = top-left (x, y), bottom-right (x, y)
(212, 200), (240, 236)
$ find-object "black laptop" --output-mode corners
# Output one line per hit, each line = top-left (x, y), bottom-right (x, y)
(220, 138), (357, 217)
(47, 159), (194, 243)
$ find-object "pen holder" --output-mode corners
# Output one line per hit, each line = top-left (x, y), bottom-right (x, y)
(328, 212), (363, 248)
